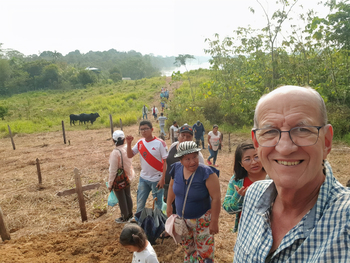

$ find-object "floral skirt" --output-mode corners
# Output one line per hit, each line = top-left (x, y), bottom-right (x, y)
(181, 210), (215, 263)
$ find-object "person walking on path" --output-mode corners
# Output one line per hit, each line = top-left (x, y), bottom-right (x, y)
(207, 124), (222, 167)
(163, 124), (205, 214)
(157, 113), (167, 137)
(166, 141), (221, 262)
(108, 130), (135, 223)
(142, 105), (148, 120)
(169, 121), (179, 143)
(152, 106), (159, 120)
(193, 120), (205, 149)
(126, 120), (168, 222)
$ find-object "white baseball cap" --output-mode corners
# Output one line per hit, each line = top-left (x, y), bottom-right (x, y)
(112, 130), (125, 141)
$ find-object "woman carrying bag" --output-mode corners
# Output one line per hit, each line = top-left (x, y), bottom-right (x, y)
(166, 141), (221, 263)
(108, 130), (135, 223)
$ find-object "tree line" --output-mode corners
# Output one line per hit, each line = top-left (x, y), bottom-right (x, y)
(169, 0), (350, 141)
(0, 47), (179, 96)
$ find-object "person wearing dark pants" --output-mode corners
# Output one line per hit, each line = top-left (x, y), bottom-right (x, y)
(207, 125), (222, 167)
(193, 120), (205, 149)
(108, 130), (135, 223)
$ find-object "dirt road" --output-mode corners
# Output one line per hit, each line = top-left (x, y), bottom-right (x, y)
(0, 123), (349, 263)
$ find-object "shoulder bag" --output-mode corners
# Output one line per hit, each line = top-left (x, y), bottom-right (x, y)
(173, 172), (195, 236)
(112, 149), (130, 191)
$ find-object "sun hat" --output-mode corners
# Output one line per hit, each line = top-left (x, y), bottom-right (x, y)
(174, 141), (201, 158)
(112, 130), (125, 141)
(179, 124), (193, 135)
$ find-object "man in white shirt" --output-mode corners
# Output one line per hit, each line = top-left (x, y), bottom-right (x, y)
(152, 106), (159, 120)
(157, 113), (167, 137)
(169, 121), (179, 143)
(142, 105), (148, 120)
(126, 120), (168, 222)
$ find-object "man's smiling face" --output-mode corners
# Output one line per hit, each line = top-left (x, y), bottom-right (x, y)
(252, 88), (333, 192)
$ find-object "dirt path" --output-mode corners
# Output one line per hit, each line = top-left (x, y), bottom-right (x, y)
(0, 81), (349, 262)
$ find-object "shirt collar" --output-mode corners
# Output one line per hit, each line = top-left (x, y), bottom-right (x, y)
(255, 160), (334, 237)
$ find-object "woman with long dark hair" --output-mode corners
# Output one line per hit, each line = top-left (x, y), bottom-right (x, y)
(223, 143), (267, 232)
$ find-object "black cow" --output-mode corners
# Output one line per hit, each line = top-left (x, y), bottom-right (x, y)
(79, 112), (100, 124)
(70, 114), (81, 126)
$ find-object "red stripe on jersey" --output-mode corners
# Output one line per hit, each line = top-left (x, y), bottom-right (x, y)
(138, 140), (163, 172)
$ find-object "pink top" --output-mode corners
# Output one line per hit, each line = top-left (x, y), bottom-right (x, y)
(108, 144), (135, 188)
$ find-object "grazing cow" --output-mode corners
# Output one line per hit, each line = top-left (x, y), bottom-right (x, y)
(70, 114), (81, 126)
(79, 112), (100, 124)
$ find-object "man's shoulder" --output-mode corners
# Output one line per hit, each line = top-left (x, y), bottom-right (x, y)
(134, 138), (144, 145)
(169, 141), (178, 150)
(328, 182), (350, 212)
(245, 180), (274, 202)
(153, 137), (167, 148)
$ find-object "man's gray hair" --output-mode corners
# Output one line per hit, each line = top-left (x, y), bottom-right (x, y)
(253, 86), (328, 128)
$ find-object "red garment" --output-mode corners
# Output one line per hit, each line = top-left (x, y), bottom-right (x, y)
(243, 176), (254, 188)
(138, 139), (163, 172)
(238, 177), (254, 224)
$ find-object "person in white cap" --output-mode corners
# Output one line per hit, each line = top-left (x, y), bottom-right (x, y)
(108, 130), (135, 223)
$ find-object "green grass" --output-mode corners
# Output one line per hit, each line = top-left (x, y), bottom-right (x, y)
(0, 77), (166, 137)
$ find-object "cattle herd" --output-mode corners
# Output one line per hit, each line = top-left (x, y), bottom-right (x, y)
(69, 113), (100, 125)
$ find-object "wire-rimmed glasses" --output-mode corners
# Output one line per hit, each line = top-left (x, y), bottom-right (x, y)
(253, 126), (324, 147)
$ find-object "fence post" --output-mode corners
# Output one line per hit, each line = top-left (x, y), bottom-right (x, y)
(228, 133), (231, 153)
(36, 158), (42, 184)
(109, 114), (114, 138)
(119, 119), (123, 131)
(0, 206), (11, 241)
(74, 168), (87, 222)
(7, 125), (15, 150)
(62, 121), (66, 144)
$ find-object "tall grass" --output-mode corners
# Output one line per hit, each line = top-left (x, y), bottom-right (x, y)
(0, 77), (166, 137)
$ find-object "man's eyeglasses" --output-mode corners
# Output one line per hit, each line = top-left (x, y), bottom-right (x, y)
(242, 156), (259, 164)
(140, 128), (151, 132)
(253, 126), (324, 147)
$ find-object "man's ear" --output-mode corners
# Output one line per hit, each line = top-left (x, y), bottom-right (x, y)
(251, 130), (259, 149)
(323, 124), (333, 159)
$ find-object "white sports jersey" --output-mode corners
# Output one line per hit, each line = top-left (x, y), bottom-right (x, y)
(132, 137), (168, 182)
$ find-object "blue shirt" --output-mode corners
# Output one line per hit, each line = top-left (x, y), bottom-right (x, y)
(193, 123), (205, 139)
(233, 161), (350, 263)
(169, 162), (219, 219)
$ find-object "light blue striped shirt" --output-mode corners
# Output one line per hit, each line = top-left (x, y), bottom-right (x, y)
(233, 161), (350, 262)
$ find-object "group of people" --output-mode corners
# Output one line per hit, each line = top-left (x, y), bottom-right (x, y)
(108, 85), (350, 263)
(142, 105), (160, 120)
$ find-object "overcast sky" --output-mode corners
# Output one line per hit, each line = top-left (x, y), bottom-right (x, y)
(0, 0), (329, 57)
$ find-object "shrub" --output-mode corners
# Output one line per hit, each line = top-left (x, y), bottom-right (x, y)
(0, 105), (8, 120)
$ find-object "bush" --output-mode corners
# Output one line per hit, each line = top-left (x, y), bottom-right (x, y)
(0, 105), (8, 120)
(327, 104), (350, 139)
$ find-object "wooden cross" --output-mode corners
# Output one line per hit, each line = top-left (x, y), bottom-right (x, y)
(56, 168), (101, 222)
(0, 206), (11, 241)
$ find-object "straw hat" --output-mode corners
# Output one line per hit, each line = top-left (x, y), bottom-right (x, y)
(174, 141), (201, 158)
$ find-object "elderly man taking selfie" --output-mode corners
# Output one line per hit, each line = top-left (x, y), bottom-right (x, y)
(233, 86), (350, 262)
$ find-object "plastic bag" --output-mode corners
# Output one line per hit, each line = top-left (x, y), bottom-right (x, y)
(106, 182), (118, 207)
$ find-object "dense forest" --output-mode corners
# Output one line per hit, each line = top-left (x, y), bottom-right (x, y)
(0, 46), (209, 96)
